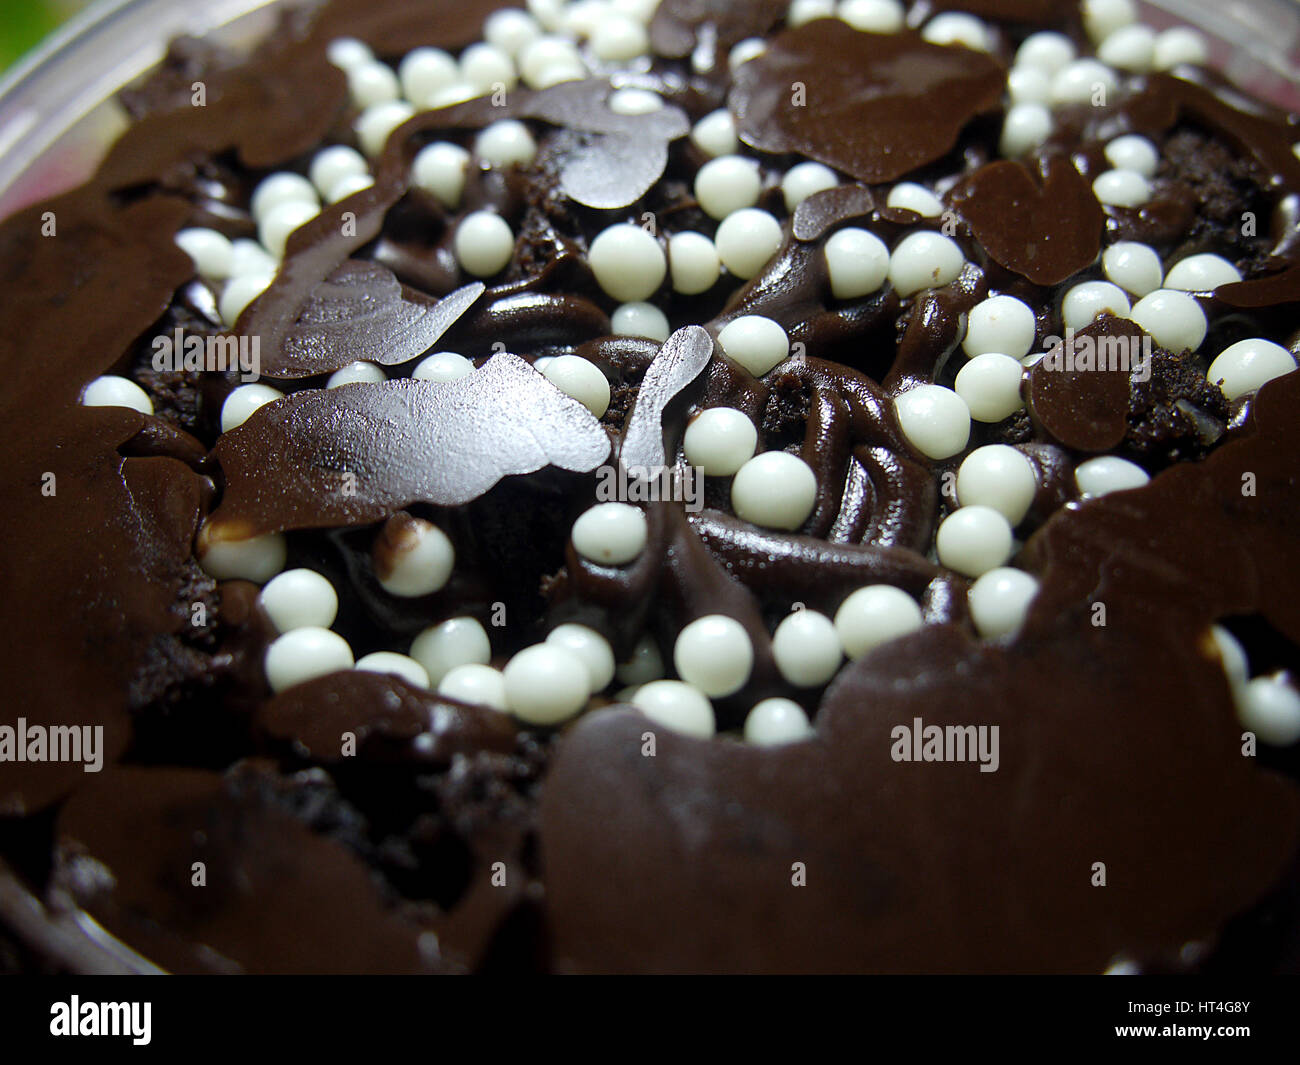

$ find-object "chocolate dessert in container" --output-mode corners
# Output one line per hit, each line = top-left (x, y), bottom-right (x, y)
(1, 0), (1299, 974)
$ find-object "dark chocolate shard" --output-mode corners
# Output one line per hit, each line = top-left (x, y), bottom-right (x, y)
(209, 352), (611, 536)
(556, 132), (672, 210)
(729, 20), (1005, 184)
(951, 155), (1104, 287)
(649, 0), (787, 60)
(620, 325), (715, 471)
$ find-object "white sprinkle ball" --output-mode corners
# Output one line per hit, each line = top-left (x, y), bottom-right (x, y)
(1074, 455), (1150, 497)
(888, 231), (965, 296)
(1154, 26), (1209, 70)
(1210, 624), (1249, 689)
(503, 643), (591, 724)
(474, 120), (536, 167)
(683, 406), (758, 476)
(694, 155), (762, 220)
(728, 38), (768, 70)
(730, 451), (818, 530)
(999, 103), (1052, 157)
(1129, 289), (1207, 352)
(347, 61), (400, 107)
(250, 172), (318, 222)
(963, 294), (1036, 359)
(265, 628), (354, 693)
(715, 208), (783, 280)
(833, 585), (923, 659)
(411, 141), (471, 207)
(460, 42), (517, 93)
(788, 0), (836, 27)
(824, 227), (890, 300)
(374, 518), (455, 597)
(957, 445), (1037, 525)
(572, 503), (648, 565)
(82, 375), (153, 415)
(782, 161), (840, 212)
(936, 505), (1015, 578)
(1062, 280), (1131, 330)
(1092, 168), (1152, 209)
(616, 636), (665, 685)
(438, 664), (508, 711)
(356, 652), (431, 689)
(259, 569), (338, 632)
(454, 211), (515, 277)
(592, 14), (649, 60)
(690, 109), (739, 158)
(611, 301), (670, 341)
(968, 567), (1040, 638)
(398, 47), (460, 103)
(955, 354), (1026, 424)
(196, 526), (287, 583)
(259, 200), (318, 259)
(632, 681), (715, 738)
(1082, 0), (1137, 44)
(327, 37), (373, 71)
(484, 9), (543, 57)
(588, 223), (666, 301)
(608, 88), (663, 115)
(1006, 66), (1052, 107)
(175, 228), (233, 281)
(1238, 675), (1300, 747)
(229, 238), (277, 277)
(673, 615), (753, 697)
(893, 384), (971, 460)
(1104, 134), (1158, 177)
(1051, 59), (1119, 106)
(410, 617), (491, 685)
(413, 351), (475, 383)
(1163, 253), (1242, 292)
(1102, 241), (1163, 296)
(744, 698), (814, 746)
(546, 623), (616, 691)
(772, 609), (843, 688)
(1015, 31), (1076, 71)
(837, 0), (905, 35)
(355, 100), (415, 156)
(886, 182), (943, 217)
(1097, 24), (1156, 72)
(717, 315), (789, 376)
(519, 36), (584, 88)
(1206, 338), (1296, 401)
(542, 354), (611, 417)
(668, 231), (721, 294)
(326, 172), (374, 203)
(221, 383), (285, 433)
(922, 12), (992, 52)
(219, 274), (273, 327)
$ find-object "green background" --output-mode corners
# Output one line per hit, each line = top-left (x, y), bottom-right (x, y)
(0, 0), (87, 72)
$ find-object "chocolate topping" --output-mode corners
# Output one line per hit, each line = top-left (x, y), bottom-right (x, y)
(1027, 318), (1137, 452)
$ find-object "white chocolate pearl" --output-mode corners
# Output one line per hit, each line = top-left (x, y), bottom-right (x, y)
(563, 0), (607, 36)
(356, 652), (430, 688)
(1097, 24), (1155, 72)
(610, 0), (659, 21)
(221, 383), (285, 433)
(503, 643), (590, 724)
(250, 172), (318, 222)
(886, 182), (943, 217)
(454, 211), (515, 277)
(327, 361), (386, 388)
(999, 103), (1052, 157)
(347, 61), (400, 107)
(175, 228), (233, 280)
(888, 231), (965, 297)
(608, 88), (662, 115)
(229, 238), (277, 277)
(673, 615), (753, 697)
(744, 697), (813, 745)
(355, 100), (415, 156)
(1092, 168), (1152, 208)
(968, 567), (1039, 638)
(694, 155), (762, 220)
(572, 503), (647, 565)
(411, 142), (471, 207)
(460, 42), (517, 93)
(963, 294), (1036, 359)
(546, 623), (616, 691)
(519, 36), (583, 88)
(834, 585), (923, 659)
(474, 120), (536, 167)
(788, 0), (836, 26)
(611, 301), (670, 342)
(197, 526), (287, 582)
(1154, 26), (1208, 70)
(717, 315), (789, 376)
(837, 0), (904, 34)
(219, 274), (273, 327)
(668, 231), (721, 294)
(782, 160), (839, 212)
(955, 354), (1025, 424)
(1210, 624), (1249, 689)
(922, 12), (992, 51)
(410, 617), (491, 685)
(81, 375), (153, 415)
(1102, 241), (1163, 296)
(527, 0), (567, 31)
(715, 209), (783, 280)
(1206, 338), (1296, 400)
(1074, 455), (1149, 497)
(728, 37), (767, 69)
(1015, 32), (1076, 71)
(772, 609), (842, 688)
(731, 451), (818, 530)
(616, 636), (665, 685)
(485, 9), (543, 57)
(313, 153), (370, 203)
(936, 505), (1014, 578)
(1163, 253), (1241, 292)
(957, 445), (1037, 525)
(259, 569), (338, 632)
(1238, 675), (1300, 747)
(893, 384), (971, 461)
(1051, 59), (1119, 107)
(690, 109), (738, 158)
(1129, 289), (1207, 352)
(1082, 0), (1137, 43)
(1104, 134), (1158, 178)
(1006, 66), (1052, 106)
(438, 663), (508, 711)
(824, 226), (890, 300)
(632, 680), (715, 738)
(1062, 280), (1131, 330)
(529, 61), (587, 89)
(592, 13), (648, 60)
(543, 354), (610, 417)
(265, 627), (354, 693)
(327, 37), (373, 71)
(376, 519), (455, 597)
(684, 406), (758, 476)
(398, 48), (459, 103)
(589, 223), (666, 301)
(413, 351), (475, 382)
(259, 200), (318, 259)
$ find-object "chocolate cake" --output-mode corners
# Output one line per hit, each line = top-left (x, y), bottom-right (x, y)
(1, 0), (1299, 974)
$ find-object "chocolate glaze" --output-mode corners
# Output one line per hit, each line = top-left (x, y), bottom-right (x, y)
(1, 0), (1299, 974)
